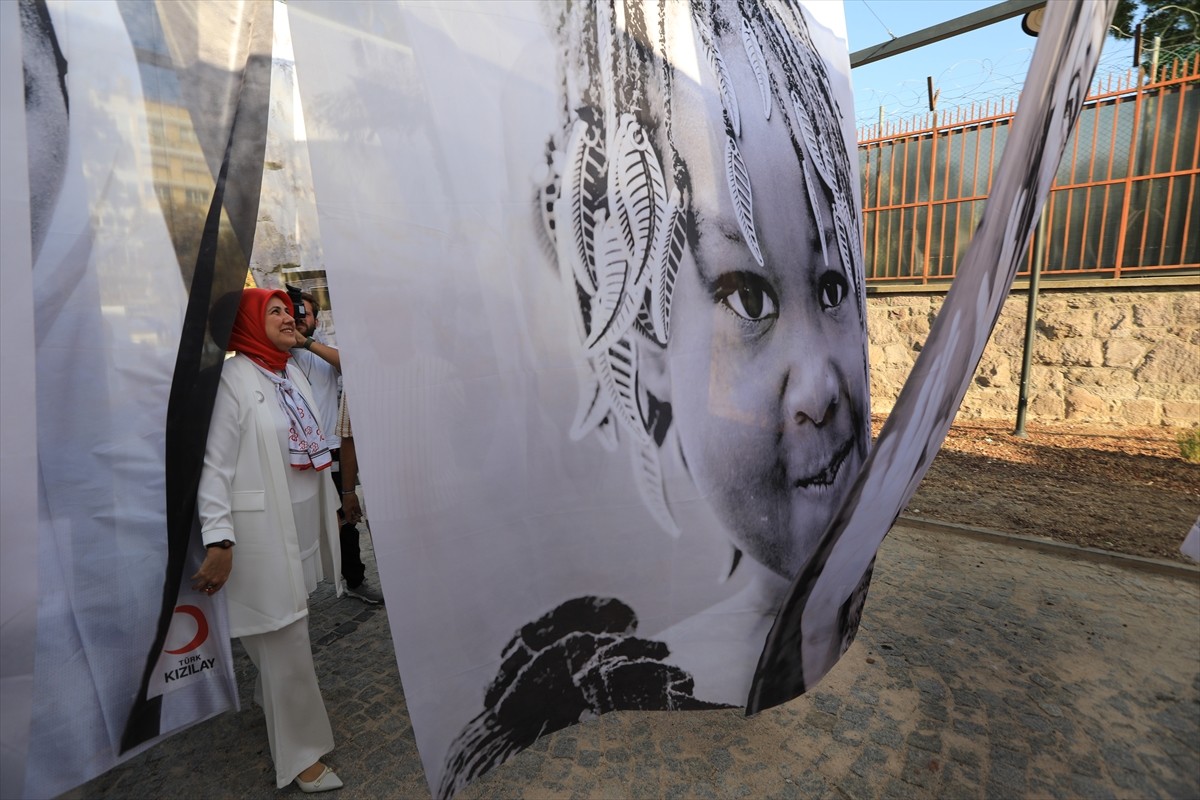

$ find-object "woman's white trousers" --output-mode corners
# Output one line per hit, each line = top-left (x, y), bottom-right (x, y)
(241, 616), (334, 788)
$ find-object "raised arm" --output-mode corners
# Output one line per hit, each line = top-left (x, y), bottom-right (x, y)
(296, 333), (341, 372)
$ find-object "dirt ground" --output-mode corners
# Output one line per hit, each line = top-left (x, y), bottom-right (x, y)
(877, 415), (1200, 563)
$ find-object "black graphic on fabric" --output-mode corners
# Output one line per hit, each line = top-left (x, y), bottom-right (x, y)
(438, 596), (726, 800)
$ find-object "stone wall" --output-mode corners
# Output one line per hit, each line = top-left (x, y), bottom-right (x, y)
(867, 284), (1200, 427)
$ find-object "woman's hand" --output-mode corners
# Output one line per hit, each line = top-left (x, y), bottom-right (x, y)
(191, 547), (234, 595)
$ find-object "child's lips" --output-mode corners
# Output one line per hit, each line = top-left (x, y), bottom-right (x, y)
(792, 437), (855, 489)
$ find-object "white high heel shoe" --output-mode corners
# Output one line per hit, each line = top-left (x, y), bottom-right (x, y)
(295, 765), (343, 793)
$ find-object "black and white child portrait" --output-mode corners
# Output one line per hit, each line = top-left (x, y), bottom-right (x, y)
(436, 1), (869, 795)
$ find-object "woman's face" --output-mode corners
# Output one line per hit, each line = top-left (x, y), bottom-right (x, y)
(663, 37), (869, 579)
(264, 296), (298, 353)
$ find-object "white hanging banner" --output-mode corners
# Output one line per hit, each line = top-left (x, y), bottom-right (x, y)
(0, 3), (40, 797)
(291, 1), (868, 795)
(5, 1), (273, 795)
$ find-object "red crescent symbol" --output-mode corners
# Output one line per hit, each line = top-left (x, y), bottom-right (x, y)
(164, 604), (210, 654)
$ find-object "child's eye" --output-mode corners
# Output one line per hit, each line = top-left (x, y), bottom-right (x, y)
(818, 271), (849, 310)
(713, 272), (779, 322)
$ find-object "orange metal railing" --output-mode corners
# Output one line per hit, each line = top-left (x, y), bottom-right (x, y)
(857, 55), (1200, 284)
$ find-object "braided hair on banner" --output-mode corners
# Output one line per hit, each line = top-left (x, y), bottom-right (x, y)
(535, 0), (865, 538)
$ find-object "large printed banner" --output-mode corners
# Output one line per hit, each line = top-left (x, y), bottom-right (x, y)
(291, 1), (1114, 797)
(1, 1), (270, 796)
(289, 1), (865, 790)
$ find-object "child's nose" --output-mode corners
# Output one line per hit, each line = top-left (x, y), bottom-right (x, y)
(783, 348), (839, 427)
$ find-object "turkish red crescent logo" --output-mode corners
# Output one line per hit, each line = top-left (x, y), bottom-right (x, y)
(164, 604), (209, 654)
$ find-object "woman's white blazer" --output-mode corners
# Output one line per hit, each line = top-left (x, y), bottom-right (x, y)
(198, 354), (344, 638)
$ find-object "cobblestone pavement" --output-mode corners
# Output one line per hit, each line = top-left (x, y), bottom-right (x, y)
(66, 525), (1199, 799)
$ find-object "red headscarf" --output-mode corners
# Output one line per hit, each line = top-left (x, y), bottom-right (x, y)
(227, 288), (293, 372)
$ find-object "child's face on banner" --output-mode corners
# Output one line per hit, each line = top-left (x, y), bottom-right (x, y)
(663, 50), (868, 580)
(20, 1), (69, 259)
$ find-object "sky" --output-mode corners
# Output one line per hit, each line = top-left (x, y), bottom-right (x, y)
(842, 0), (1138, 132)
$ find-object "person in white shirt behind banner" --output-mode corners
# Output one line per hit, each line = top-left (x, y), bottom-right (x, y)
(290, 288), (384, 605)
(192, 287), (347, 793)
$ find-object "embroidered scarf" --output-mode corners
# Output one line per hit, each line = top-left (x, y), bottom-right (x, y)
(250, 361), (333, 471)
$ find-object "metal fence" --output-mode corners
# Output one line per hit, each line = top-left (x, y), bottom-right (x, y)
(857, 55), (1199, 284)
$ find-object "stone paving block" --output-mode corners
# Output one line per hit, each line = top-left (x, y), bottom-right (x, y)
(918, 701), (949, 723)
(883, 776), (929, 799)
(986, 759), (1028, 795)
(812, 692), (842, 714)
(945, 758), (980, 787)
(849, 744), (889, 778)
(805, 710), (838, 732)
(906, 731), (942, 753)
(870, 723), (904, 749)
(948, 745), (980, 768)
(791, 772), (830, 793)
(850, 686), (880, 706)
(916, 677), (947, 699)
(1068, 751), (1102, 776)
(1162, 775), (1200, 799)
(604, 746), (632, 764)
(831, 772), (872, 800)
(1026, 776), (1070, 799)
(1048, 714), (1077, 738)
(628, 779), (657, 799)
(1098, 742), (1142, 773)
(905, 652), (930, 667)
(951, 718), (985, 737)
(551, 735), (577, 759)
(936, 780), (980, 800)
(670, 781), (719, 799)
(989, 746), (1028, 770)
(839, 704), (874, 726)
(902, 748), (942, 789)
(988, 719), (1033, 752)
(1109, 766), (1163, 796)
(1070, 773), (1118, 799)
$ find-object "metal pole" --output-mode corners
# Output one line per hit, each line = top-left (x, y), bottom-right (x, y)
(1014, 208), (1046, 437)
(850, 0), (1045, 67)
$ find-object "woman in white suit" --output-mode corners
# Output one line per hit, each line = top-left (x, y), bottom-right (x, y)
(192, 287), (346, 793)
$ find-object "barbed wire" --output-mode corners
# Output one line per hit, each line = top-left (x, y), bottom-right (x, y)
(853, 29), (1194, 131)
(850, 0), (1197, 131)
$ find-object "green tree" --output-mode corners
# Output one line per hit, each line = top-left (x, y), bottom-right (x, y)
(1109, 0), (1200, 68)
